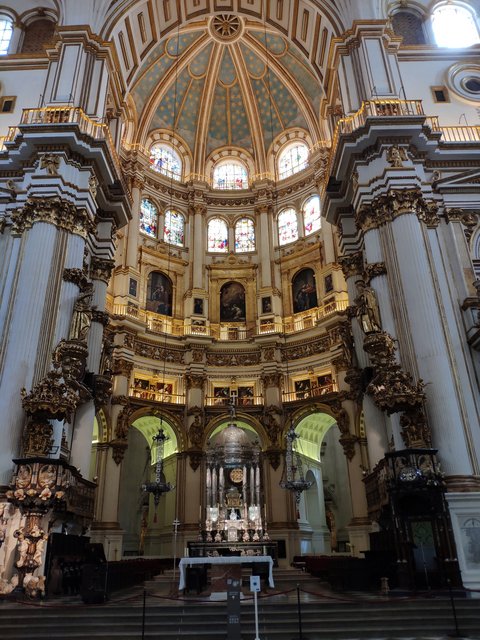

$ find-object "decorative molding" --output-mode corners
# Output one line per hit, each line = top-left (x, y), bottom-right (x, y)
(364, 262), (387, 283)
(281, 335), (330, 361)
(206, 351), (260, 366)
(11, 197), (94, 238)
(90, 257), (115, 283)
(185, 373), (206, 389)
(338, 252), (364, 278)
(356, 189), (439, 231)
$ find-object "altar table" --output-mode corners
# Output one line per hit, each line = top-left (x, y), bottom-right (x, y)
(178, 555), (274, 590)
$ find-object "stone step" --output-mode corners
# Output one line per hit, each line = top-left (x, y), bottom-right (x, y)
(1, 599), (479, 639)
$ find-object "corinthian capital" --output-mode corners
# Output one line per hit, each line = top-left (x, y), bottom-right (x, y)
(90, 257), (115, 283)
(11, 197), (94, 238)
(356, 188), (439, 231)
(338, 252), (364, 278)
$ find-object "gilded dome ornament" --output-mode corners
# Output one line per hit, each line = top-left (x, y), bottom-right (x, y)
(210, 14), (243, 42)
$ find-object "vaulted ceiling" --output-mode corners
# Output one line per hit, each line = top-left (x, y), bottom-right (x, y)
(129, 15), (324, 172)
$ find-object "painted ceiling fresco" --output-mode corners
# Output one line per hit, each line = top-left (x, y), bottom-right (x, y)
(131, 25), (322, 164)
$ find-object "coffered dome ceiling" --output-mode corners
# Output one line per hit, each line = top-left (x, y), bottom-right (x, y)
(130, 15), (324, 174)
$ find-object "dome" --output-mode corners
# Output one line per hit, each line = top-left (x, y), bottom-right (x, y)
(129, 14), (324, 177)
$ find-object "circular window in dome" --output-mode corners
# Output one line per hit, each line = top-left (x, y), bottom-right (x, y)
(462, 77), (480, 94)
(447, 63), (480, 102)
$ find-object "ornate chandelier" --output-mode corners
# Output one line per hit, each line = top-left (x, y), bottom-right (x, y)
(280, 424), (312, 503)
(142, 428), (173, 507)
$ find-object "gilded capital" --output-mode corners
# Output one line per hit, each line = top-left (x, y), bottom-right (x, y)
(356, 189), (439, 231)
(11, 197), (94, 238)
(113, 357), (134, 377)
(338, 252), (364, 278)
(90, 257), (115, 283)
(185, 373), (206, 389)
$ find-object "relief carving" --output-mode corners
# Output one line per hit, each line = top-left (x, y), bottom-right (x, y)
(11, 197), (94, 237)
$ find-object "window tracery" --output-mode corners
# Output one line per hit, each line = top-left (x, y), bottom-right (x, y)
(303, 195), (321, 236)
(278, 208), (299, 246)
(213, 160), (248, 190)
(235, 218), (255, 252)
(0, 16), (13, 54)
(208, 218), (229, 252)
(164, 209), (185, 246)
(278, 142), (309, 179)
(432, 3), (479, 48)
(149, 143), (182, 179)
(140, 199), (158, 238)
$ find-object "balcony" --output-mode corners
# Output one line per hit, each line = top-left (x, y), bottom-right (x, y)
(107, 297), (348, 341)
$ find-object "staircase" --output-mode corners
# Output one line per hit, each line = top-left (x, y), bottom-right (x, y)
(2, 567), (480, 639)
(1, 596), (480, 639)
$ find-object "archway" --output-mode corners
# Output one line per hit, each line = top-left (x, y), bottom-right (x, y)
(118, 415), (178, 556)
(294, 411), (353, 554)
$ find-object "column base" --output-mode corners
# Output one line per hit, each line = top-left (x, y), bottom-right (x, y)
(346, 518), (372, 557)
(446, 491), (480, 594)
(89, 522), (124, 561)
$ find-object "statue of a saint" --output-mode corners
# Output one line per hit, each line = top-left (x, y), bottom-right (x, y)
(354, 280), (382, 334)
(229, 508), (238, 521)
(68, 284), (94, 341)
(228, 398), (236, 421)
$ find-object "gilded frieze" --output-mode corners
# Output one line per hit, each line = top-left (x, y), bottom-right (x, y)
(206, 352), (260, 366)
(281, 335), (330, 361)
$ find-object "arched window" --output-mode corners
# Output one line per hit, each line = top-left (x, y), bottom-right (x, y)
(139, 199), (158, 238)
(146, 271), (173, 316)
(0, 16), (13, 55)
(292, 268), (318, 313)
(164, 209), (185, 246)
(207, 218), (229, 252)
(235, 218), (255, 252)
(213, 160), (248, 190)
(149, 143), (182, 179)
(391, 11), (426, 45)
(432, 3), (479, 48)
(21, 19), (56, 53)
(278, 208), (298, 246)
(303, 195), (321, 236)
(278, 142), (309, 179)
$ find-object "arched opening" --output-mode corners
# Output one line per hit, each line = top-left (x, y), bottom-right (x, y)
(118, 415), (178, 556)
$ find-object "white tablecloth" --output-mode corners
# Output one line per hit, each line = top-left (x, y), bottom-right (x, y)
(178, 555), (274, 590)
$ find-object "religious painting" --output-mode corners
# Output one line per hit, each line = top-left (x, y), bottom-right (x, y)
(214, 387), (230, 405)
(315, 374), (333, 395)
(324, 273), (333, 293)
(129, 278), (138, 297)
(146, 271), (173, 316)
(292, 268), (318, 313)
(261, 296), (272, 314)
(295, 379), (311, 399)
(220, 281), (246, 322)
(193, 298), (204, 315)
(238, 386), (254, 405)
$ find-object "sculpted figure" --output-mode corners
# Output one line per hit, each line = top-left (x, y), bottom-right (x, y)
(68, 284), (94, 341)
(0, 574), (19, 595)
(16, 532), (29, 568)
(354, 280), (382, 334)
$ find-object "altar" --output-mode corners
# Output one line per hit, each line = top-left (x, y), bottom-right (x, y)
(178, 555), (275, 591)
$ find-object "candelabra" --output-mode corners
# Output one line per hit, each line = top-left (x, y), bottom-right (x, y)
(142, 428), (173, 506)
(280, 424), (312, 503)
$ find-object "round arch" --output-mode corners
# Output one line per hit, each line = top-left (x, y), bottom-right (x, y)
(205, 412), (268, 449)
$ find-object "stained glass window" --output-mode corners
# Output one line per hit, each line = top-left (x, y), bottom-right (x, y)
(213, 161), (248, 190)
(149, 143), (182, 179)
(140, 199), (158, 238)
(164, 209), (185, 246)
(432, 4), (479, 48)
(207, 218), (229, 252)
(0, 16), (13, 54)
(303, 195), (321, 236)
(235, 218), (255, 252)
(278, 142), (309, 179)
(278, 208), (298, 246)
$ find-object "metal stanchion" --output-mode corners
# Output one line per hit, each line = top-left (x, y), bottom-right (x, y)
(446, 578), (467, 639)
(141, 587), (146, 640)
(292, 584), (309, 640)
